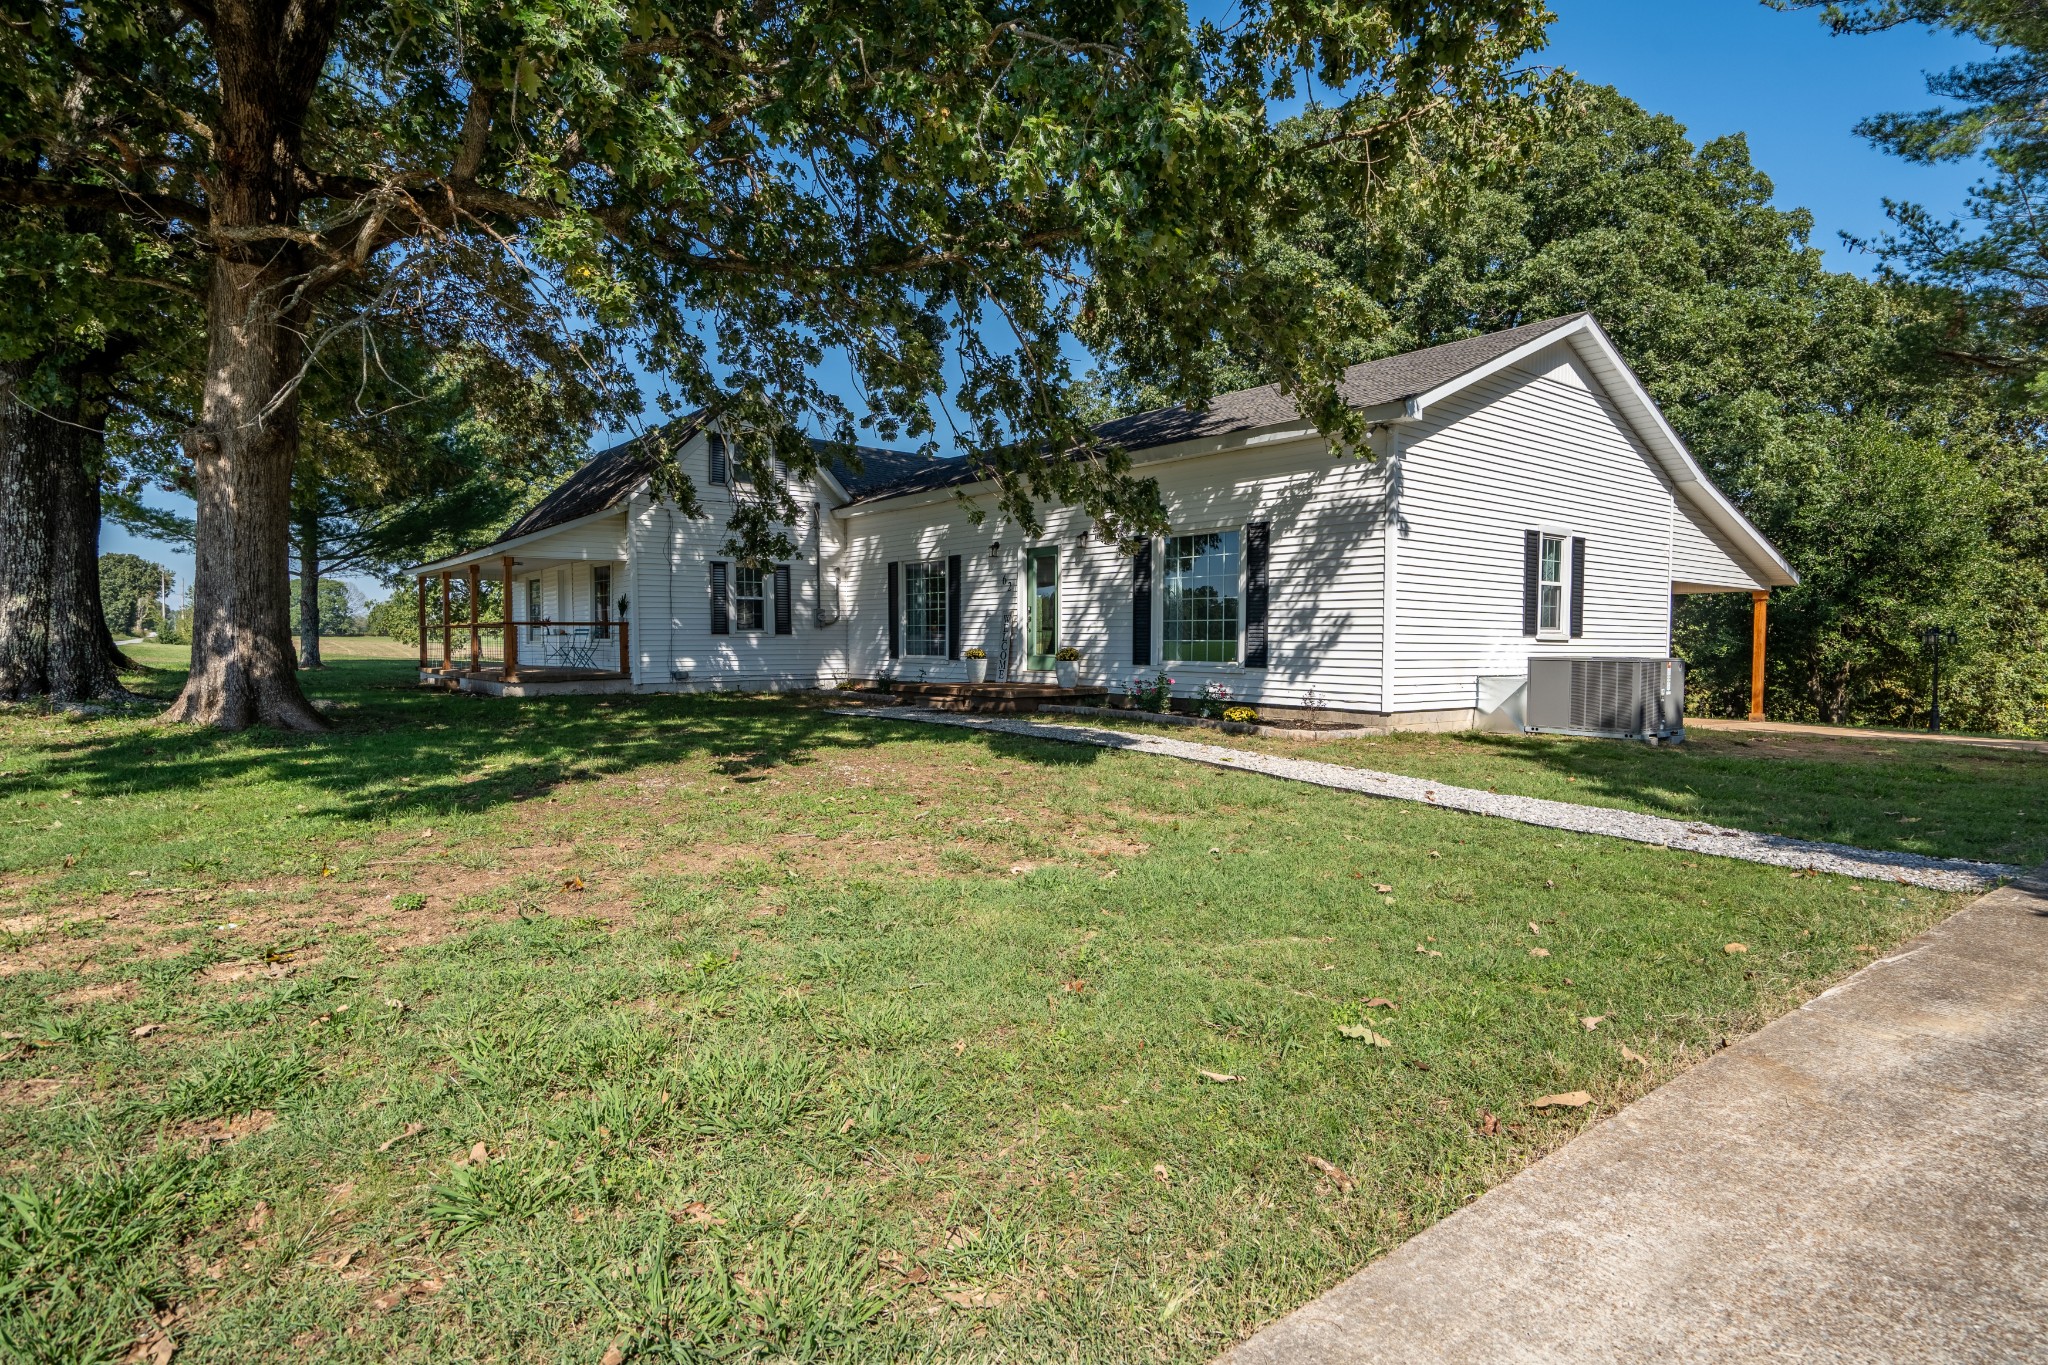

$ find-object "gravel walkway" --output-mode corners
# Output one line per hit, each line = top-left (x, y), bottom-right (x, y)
(857, 708), (2015, 891)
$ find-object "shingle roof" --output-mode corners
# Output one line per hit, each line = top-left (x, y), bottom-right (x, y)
(492, 421), (688, 544)
(481, 315), (1590, 532)
(841, 313), (1589, 506)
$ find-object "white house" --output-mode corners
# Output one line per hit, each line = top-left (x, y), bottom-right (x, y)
(409, 313), (1795, 728)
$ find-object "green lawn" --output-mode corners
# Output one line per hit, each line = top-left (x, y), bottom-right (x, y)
(1064, 715), (2048, 868)
(0, 646), (1970, 1362)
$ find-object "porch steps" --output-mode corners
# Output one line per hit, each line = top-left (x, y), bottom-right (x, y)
(881, 681), (1109, 714)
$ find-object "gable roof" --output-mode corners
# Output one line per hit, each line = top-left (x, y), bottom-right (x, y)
(1090, 313), (1587, 454)
(837, 314), (1592, 508)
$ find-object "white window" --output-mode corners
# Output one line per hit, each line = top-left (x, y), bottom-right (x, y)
(1163, 531), (1240, 664)
(525, 578), (543, 640)
(903, 559), (948, 657)
(592, 565), (612, 639)
(733, 565), (766, 631)
(1539, 534), (1566, 635)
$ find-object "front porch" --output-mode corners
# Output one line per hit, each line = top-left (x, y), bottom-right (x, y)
(410, 552), (632, 691)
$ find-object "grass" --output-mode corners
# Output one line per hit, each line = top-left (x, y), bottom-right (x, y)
(0, 643), (1984, 1361)
(1065, 714), (2048, 868)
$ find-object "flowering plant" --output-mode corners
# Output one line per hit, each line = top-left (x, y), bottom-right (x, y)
(962, 647), (986, 659)
(1223, 705), (1258, 723)
(1055, 646), (1082, 662)
(1122, 670), (1173, 713)
(1195, 679), (1233, 719)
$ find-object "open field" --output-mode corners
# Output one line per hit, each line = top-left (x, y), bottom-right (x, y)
(1063, 714), (2048, 868)
(0, 645), (1975, 1361)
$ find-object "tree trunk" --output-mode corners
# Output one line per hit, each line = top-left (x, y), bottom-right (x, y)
(160, 0), (341, 730)
(47, 365), (134, 700)
(0, 359), (55, 699)
(163, 254), (327, 730)
(296, 499), (323, 669)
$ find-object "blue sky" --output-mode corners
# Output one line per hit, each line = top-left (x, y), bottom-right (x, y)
(104, 0), (1992, 606)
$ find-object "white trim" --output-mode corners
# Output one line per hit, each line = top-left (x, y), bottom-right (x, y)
(1158, 526), (1246, 670)
(1380, 429), (1403, 713)
(1535, 529), (1571, 641)
(409, 505), (625, 576)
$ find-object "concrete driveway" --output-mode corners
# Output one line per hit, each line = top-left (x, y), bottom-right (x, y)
(1220, 869), (2048, 1365)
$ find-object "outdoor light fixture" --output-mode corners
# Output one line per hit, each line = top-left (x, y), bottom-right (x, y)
(988, 540), (1002, 561)
(1921, 625), (1958, 733)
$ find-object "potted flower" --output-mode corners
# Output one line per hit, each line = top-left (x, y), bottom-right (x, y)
(1054, 646), (1081, 688)
(963, 646), (988, 683)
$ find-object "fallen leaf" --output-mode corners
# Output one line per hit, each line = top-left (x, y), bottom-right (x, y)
(1415, 944), (1442, 958)
(1427, 850), (1442, 859)
(1528, 921), (1541, 935)
(126, 1330), (175, 1365)
(1372, 883), (1393, 894)
(1619, 1044), (1650, 1068)
(940, 1286), (1008, 1308)
(384, 998), (405, 1010)
(951, 1038), (967, 1055)
(245, 1200), (270, 1233)
(1580, 1015), (1605, 1031)
(130, 1022), (165, 1039)
(601, 1346), (627, 1365)
(369, 1287), (406, 1312)
(1854, 944), (1877, 954)
(460, 1141), (488, 1166)
(1529, 947), (1550, 958)
(377, 1122), (424, 1152)
(1362, 997), (1395, 1009)
(1336, 1024), (1392, 1047)
(1061, 979), (1087, 994)
(1544, 879), (1556, 889)
(1530, 1090), (1592, 1110)
(562, 876), (585, 892)
(330, 1249), (357, 1271)
(1480, 1111), (1500, 1136)
(1303, 1154), (1354, 1191)
(1724, 942), (1748, 954)
(1152, 1162), (1171, 1184)
(677, 1201), (724, 1226)
(1195, 1069), (1244, 1084)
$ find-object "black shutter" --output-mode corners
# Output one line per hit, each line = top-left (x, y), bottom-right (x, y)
(1521, 530), (1540, 636)
(1244, 520), (1270, 669)
(1132, 541), (1152, 666)
(946, 554), (963, 659)
(1570, 537), (1587, 638)
(886, 561), (900, 659)
(708, 433), (728, 486)
(710, 561), (729, 634)
(773, 564), (792, 635)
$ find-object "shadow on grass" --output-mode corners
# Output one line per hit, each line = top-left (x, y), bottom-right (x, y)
(25, 656), (1102, 827)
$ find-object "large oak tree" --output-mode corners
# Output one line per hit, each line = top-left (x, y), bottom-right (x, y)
(1, 0), (1557, 729)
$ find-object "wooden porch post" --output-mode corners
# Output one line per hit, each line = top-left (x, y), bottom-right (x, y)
(617, 618), (630, 680)
(466, 563), (482, 672)
(1748, 589), (1769, 721)
(501, 556), (520, 681)
(440, 570), (453, 672)
(416, 576), (427, 671)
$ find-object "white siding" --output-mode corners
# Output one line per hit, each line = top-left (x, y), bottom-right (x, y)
(1671, 497), (1767, 592)
(1391, 347), (1677, 712)
(624, 426), (849, 689)
(836, 437), (1387, 711)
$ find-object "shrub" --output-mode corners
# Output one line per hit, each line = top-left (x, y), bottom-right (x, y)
(1195, 679), (1233, 718)
(1121, 672), (1173, 712)
(1054, 646), (1081, 662)
(1223, 706), (1258, 723)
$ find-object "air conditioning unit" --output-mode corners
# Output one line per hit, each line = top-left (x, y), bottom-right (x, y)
(1526, 658), (1685, 742)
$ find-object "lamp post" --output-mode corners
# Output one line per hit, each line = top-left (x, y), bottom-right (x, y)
(1921, 626), (1957, 733)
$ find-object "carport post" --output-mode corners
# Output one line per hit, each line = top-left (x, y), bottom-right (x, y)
(440, 570), (453, 672)
(415, 576), (427, 671)
(501, 556), (520, 682)
(1749, 590), (1769, 721)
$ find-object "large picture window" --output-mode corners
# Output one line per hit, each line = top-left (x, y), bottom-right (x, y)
(1163, 531), (1240, 663)
(1539, 534), (1565, 635)
(733, 565), (766, 631)
(903, 559), (948, 656)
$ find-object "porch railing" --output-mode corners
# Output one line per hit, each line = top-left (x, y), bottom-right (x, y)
(416, 619), (629, 681)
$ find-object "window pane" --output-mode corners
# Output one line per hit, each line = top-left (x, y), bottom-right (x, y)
(1538, 535), (1564, 633)
(904, 560), (948, 656)
(1163, 531), (1239, 664)
(734, 566), (765, 631)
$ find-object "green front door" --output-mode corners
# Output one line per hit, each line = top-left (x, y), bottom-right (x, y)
(1026, 547), (1058, 670)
